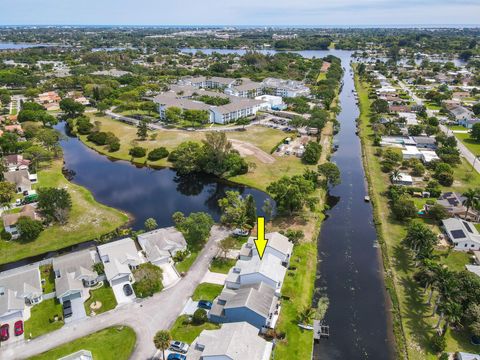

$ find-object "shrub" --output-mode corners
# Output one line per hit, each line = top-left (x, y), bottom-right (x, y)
(148, 147), (169, 161)
(1, 230), (12, 241)
(129, 146), (147, 158)
(430, 333), (446, 353)
(192, 309), (208, 325)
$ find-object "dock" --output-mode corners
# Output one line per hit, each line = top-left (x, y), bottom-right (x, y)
(313, 320), (330, 341)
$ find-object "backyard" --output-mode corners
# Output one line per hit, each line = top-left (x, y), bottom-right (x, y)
(84, 283), (117, 315)
(29, 326), (136, 360)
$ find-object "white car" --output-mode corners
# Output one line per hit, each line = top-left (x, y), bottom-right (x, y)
(232, 229), (249, 236)
(170, 340), (189, 354)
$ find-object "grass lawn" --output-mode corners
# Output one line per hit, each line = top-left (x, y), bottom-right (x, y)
(25, 298), (64, 339)
(29, 326), (136, 360)
(39, 264), (55, 294)
(192, 283), (224, 301)
(448, 125), (468, 131)
(175, 249), (200, 273)
(209, 258), (236, 274)
(0, 160), (129, 264)
(170, 315), (220, 344)
(274, 242), (318, 359)
(84, 283), (117, 315)
(355, 71), (480, 359)
(453, 132), (480, 157)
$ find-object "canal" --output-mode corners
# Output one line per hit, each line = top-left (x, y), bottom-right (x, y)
(314, 52), (395, 359)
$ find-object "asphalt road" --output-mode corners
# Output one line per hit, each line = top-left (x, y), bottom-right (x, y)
(0, 226), (230, 360)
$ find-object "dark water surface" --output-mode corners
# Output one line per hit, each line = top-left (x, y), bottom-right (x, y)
(314, 52), (395, 359)
(56, 122), (272, 230)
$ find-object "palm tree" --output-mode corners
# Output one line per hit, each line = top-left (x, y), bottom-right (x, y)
(297, 307), (316, 325)
(462, 189), (479, 220)
(154, 330), (172, 360)
(390, 169), (401, 183)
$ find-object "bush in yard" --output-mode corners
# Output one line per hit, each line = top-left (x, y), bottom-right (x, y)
(435, 172), (454, 187)
(132, 263), (163, 298)
(37, 187), (72, 224)
(147, 147), (169, 161)
(129, 146), (147, 158)
(192, 309), (208, 325)
(391, 196), (417, 221)
(1, 229), (12, 241)
(302, 141), (322, 164)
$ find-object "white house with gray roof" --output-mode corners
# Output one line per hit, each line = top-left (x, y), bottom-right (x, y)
(0, 266), (42, 322)
(442, 218), (480, 251)
(225, 253), (287, 293)
(53, 249), (99, 304)
(209, 282), (280, 331)
(239, 232), (293, 265)
(186, 322), (273, 360)
(137, 227), (187, 266)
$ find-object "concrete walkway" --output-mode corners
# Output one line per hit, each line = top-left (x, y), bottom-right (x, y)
(0, 226), (230, 360)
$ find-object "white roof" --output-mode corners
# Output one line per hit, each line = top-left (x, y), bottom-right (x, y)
(98, 238), (141, 280)
(137, 227), (187, 262)
(227, 253), (287, 287)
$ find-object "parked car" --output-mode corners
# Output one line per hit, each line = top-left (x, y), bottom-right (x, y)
(169, 340), (189, 354)
(123, 283), (133, 296)
(232, 228), (249, 237)
(63, 300), (71, 310)
(63, 301), (73, 318)
(167, 354), (186, 360)
(0, 324), (9, 341)
(198, 300), (213, 310)
(14, 321), (23, 336)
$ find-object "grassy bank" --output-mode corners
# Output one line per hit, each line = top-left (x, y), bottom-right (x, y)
(0, 160), (128, 265)
(29, 326), (136, 360)
(355, 70), (478, 359)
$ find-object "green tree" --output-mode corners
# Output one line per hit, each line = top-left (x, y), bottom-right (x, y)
(462, 189), (479, 219)
(266, 175), (315, 214)
(262, 198), (274, 222)
(153, 330), (172, 360)
(219, 236), (236, 258)
(147, 147), (169, 161)
(302, 141), (322, 164)
(165, 107), (182, 123)
(371, 99), (389, 114)
(471, 123), (480, 142)
(144, 218), (158, 231)
(392, 195), (417, 221)
(16, 216), (43, 242)
(173, 211), (214, 248)
(192, 308), (208, 325)
(318, 163), (341, 188)
(428, 204), (449, 221)
(132, 263), (163, 298)
(245, 194), (257, 228)
(201, 132), (233, 176)
(60, 98), (85, 118)
(218, 191), (248, 229)
(37, 187), (72, 224)
(0, 181), (16, 208)
(136, 120), (148, 140)
(473, 103), (480, 116)
(168, 141), (203, 175)
(129, 146), (147, 158)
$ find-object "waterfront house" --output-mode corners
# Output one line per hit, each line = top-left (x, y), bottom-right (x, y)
(2, 205), (42, 239)
(430, 192), (480, 221)
(186, 322), (273, 360)
(137, 227), (187, 266)
(209, 282), (280, 330)
(53, 249), (99, 304)
(4, 154), (31, 172)
(3, 169), (34, 193)
(239, 232), (293, 265)
(0, 266), (43, 322)
(391, 172), (414, 186)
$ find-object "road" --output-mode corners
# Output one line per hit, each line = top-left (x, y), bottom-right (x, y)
(397, 79), (480, 174)
(0, 226), (230, 360)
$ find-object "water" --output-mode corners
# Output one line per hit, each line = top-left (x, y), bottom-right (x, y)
(56, 122), (273, 230)
(0, 42), (56, 50)
(314, 52), (395, 358)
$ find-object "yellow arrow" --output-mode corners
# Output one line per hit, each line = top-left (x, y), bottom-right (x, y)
(254, 217), (268, 259)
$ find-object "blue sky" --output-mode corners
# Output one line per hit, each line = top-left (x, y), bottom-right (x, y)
(0, 0), (479, 25)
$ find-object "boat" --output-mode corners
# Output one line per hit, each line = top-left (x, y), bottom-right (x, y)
(298, 323), (314, 330)
(364, 196), (370, 202)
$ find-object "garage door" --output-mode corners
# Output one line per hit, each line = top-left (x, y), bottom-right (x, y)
(0, 311), (22, 323)
(111, 276), (130, 286)
(61, 292), (82, 302)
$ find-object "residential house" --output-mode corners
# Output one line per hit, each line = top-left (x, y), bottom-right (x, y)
(225, 253), (287, 293)
(209, 282), (280, 330)
(456, 352), (480, 360)
(58, 350), (93, 360)
(450, 106), (476, 127)
(4, 124), (23, 134)
(3, 169), (34, 193)
(37, 91), (61, 104)
(442, 218), (480, 251)
(224, 78), (264, 98)
(137, 227), (187, 266)
(97, 238), (141, 287)
(53, 249), (99, 304)
(239, 232), (293, 265)
(4, 154), (31, 172)
(2, 205), (42, 239)
(412, 136), (437, 150)
(431, 192), (480, 221)
(391, 172), (414, 186)
(186, 322), (273, 360)
(0, 266), (42, 322)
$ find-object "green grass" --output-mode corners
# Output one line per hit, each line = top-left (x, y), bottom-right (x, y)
(274, 242), (317, 360)
(39, 264), (55, 294)
(25, 299), (64, 339)
(29, 326), (136, 360)
(453, 132), (480, 158)
(209, 258), (236, 274)
(0, 160), (129, 264)
(175, 249), (200, 273)
(355, 72), (480, 359)
(448, 125), (468, 131)
(192, 283), (224, 301)
(170, 315), (220, 344)
(84, 283), (117, 315)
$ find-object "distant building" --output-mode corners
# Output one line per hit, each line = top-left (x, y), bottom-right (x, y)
(261, 77), (310, 98)
(442, 218), (480, 251)
(137, 227), (187, 266)
(2, 205), (42, 239)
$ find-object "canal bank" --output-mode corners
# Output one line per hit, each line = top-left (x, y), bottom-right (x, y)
(314, 55), (395, 359)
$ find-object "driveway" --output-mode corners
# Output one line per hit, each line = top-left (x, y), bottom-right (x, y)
(0, 226), (230, 360)
(111, 282), (136, 305)
(201, 270), (227, 285)
(159, 262), (181, 289)
(64, 298), (86, 324)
